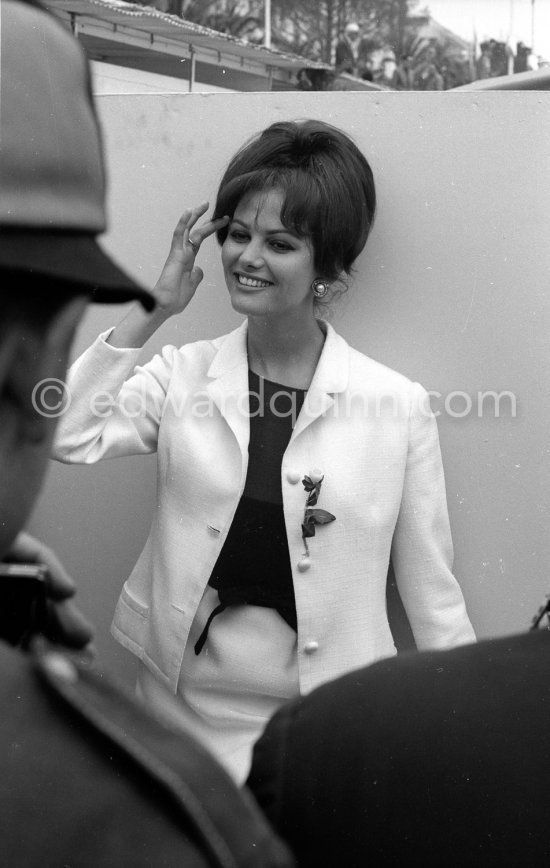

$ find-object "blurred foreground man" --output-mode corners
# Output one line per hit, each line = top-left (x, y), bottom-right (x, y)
(248, 626), (550, 867)
(0, 2), (291, 865)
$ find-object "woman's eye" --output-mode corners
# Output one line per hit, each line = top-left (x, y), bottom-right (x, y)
(270, 240), (292, 252)
(229, 230), (248, 242)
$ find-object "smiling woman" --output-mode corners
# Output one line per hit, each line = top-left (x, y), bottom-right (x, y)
(53, 119), (475, 783)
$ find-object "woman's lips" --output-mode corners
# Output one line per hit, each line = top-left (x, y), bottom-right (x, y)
(235, 273), (273, 288)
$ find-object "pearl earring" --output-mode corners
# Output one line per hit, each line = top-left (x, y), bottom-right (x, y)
(311, 279), (329, 299)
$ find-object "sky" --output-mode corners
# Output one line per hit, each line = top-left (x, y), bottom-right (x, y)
(424, 0), (550, 60)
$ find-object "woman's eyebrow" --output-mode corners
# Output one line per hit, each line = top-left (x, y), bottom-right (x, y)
(230, 217), (298, 238)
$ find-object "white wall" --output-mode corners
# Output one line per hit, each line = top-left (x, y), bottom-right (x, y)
(29, 91), (550, 683)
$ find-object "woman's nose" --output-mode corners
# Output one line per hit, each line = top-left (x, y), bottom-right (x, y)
(239, 240), (264, 269)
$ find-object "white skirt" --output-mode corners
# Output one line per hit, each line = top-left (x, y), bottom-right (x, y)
(136, 585), (299, 784)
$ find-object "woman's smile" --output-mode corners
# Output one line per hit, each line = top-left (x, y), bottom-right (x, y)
(234, 272), (274, 289)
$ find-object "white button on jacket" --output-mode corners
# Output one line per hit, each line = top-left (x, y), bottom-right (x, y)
(303, 642), (319, 655)
(54, 319), (476, 696)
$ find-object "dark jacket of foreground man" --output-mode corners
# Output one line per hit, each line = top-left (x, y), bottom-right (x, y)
(248, 631), (550, 867)
(0, 640), (291, 868)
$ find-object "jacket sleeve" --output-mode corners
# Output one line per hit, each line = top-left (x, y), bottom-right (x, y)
(53, 330), (176, 464)
(391, 382), (476, 649)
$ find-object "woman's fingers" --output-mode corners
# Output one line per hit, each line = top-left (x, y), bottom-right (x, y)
(172, 204), (229, 258)
(185, 215), (229, 256)
(197, 214), (230, 245)
(187, 201), (210, 227)
(183, 202), (209, 255)
(170, 209), (192, 253)
(189, 266), (204, 292)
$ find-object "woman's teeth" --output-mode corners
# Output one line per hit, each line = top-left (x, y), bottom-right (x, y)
(237, 274), (271, 288)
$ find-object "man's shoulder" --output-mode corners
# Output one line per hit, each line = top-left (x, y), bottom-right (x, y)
(0, 641), (292, 868)
(260, 630), (550, 738)
(249, 630), (550, 867)
(312, 632), (550, 735)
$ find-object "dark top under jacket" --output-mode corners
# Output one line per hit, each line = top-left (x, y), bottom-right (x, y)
(195, 372), (306, 654)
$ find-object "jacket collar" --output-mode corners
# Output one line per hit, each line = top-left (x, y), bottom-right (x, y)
(206, 318), (350, 455)
(207, 319), (248, 380)
(207, 319), (349, 390)
(206, 321), (250, 473)
(291, 320), (349, 441)
(307, 319), (349, 395)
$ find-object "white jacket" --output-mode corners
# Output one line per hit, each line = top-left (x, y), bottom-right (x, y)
(54, 320), (475, 694)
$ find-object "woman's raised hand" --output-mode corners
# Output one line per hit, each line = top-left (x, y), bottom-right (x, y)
(152, 203), (229, 316)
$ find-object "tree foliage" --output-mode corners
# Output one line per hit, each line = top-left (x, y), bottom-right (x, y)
(138, 0), (472, 88)
(264, 1), (422, 63)
(162, 1), (423, 61)
(179, 1), (263, 39)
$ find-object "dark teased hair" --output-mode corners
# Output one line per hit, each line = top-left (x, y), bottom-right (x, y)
(213, 119), (376, 290)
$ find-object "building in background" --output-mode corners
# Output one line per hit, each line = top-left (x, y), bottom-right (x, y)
(426, 0), (549, 69)
(44, 0), (548, 93)
(45, 0), (332, 93)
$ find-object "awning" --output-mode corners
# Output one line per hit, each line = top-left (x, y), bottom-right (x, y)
(45, 0), (331, 91)
(453, 66), (550, 91)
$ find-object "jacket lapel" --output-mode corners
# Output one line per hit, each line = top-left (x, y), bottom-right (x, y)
(206, 319), (351, 455)
(290, 322), (349, 442)
(206, 320), (250, 474)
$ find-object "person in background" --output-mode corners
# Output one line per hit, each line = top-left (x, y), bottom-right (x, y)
(414, 44), (445, 90)
(477, 43), (493, 80)
(396, 53), (415, 89)
(53, 113), (475, 784)
(378, 55), (400, 89)
(296, 68), (314, 90)
(335, 21), (372, 79)
(0, 2), (291, 865)
(361, 55), (375, 82)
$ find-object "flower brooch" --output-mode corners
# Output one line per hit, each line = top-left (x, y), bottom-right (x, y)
(298, 470), (336, 572)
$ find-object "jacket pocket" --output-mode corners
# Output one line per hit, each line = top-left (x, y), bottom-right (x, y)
(111, 583), (150, 659)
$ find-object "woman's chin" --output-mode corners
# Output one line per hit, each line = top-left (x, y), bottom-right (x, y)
(228, 288), (271, 316)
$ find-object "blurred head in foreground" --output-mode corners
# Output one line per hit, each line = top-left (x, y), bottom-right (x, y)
(0, 0), (154, 556)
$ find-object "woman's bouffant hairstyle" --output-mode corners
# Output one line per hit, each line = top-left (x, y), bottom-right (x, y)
(213, 119), (376, 287)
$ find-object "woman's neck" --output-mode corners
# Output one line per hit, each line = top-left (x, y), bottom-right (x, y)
(246, 313), (325, 390)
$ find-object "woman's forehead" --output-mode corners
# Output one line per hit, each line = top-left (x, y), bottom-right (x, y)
(233, 188), (286, 226)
